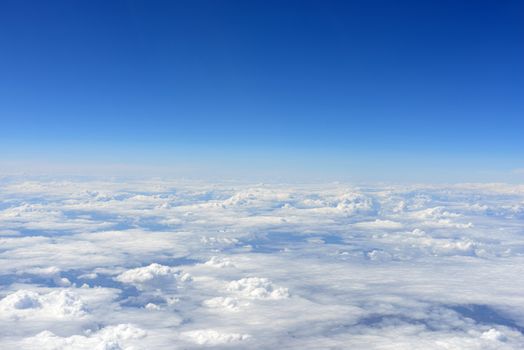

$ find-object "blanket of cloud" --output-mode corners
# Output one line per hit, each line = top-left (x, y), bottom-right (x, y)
(1, 177), (524, 349)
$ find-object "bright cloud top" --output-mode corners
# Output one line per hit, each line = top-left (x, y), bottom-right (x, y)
(1, 178), (524, 349)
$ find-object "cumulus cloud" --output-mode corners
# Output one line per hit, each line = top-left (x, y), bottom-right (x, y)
(227, 277), (289, 300)
(354, 219), (403, 229)
(0, 289), (87, 318)
(115, 263), (191, 290)
(1, 178), (524, 349)
(203, 256), (235, 268)
(202, 296), (243, 311)
(181, 329), (251, 345)
(21, 324), (147, 350)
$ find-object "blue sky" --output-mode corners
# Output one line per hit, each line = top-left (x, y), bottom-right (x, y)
(1, 0), (523, 181)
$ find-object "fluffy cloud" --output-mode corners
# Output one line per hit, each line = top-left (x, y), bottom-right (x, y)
(202, 296), (243, 311)
(21, 324), (147, 350)
(203, 256), (235, 268)
(181, 329), (251, 345)
(1, 178), (524, 349)
(227, 277), (289, 300)
(0, 289), (87, 318)
(115, 263), (191, 290)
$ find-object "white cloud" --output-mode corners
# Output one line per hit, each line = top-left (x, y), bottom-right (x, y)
(227, 277), (289, 300)
(181, 329), (251, 345)
(0, 289), (87, 318)
(20, 324), (147, 350)
(203, 296), (243, 311)
(354, 219), (403, 229)
(115, 263), (191, 290)
(1, 178), (524, 349)
(203, 256), (235, 268)
(482, 328), (508, 342)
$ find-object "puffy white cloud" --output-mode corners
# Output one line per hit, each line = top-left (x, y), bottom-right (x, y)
(354, 219), (403, 229)
(203, 256), (235, 268)
(21, 324), (147, 350)
(0, 290), (42, 310)
(1, 178), (524, 349)
(202, 296), (243, 311)
(227, 277), (289, 300)
(0, 289), (87, 318)
(115, 263), (191, 290)
(482, 328), (508, 342)
(181, 329), (251, 345)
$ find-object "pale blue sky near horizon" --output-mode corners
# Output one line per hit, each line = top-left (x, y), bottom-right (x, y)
(1, 0), (523, 182)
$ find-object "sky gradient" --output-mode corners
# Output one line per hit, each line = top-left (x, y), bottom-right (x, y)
(1, 0), (523, 181)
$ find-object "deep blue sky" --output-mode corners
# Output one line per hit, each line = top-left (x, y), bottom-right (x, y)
(1, 0), (523, 181)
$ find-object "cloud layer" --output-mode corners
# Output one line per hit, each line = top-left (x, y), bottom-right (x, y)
(1, 178), (524, 349)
